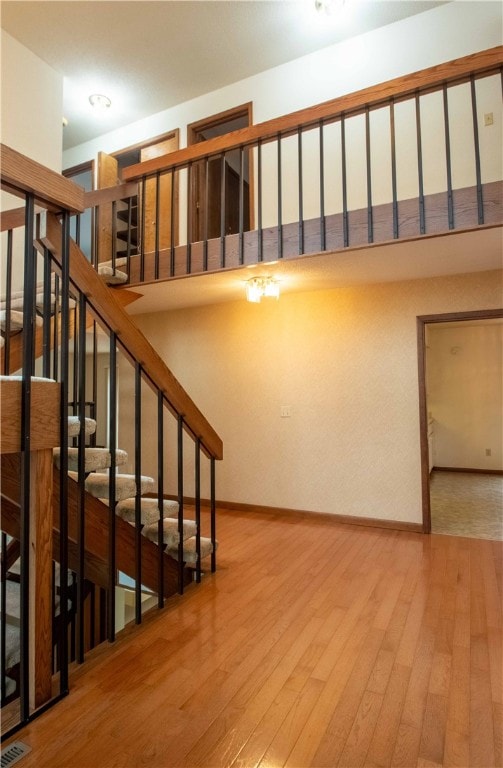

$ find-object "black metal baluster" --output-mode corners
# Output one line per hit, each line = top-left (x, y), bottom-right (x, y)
(239, 147), (245, 265)
(415, 92), (426, 234)
(203, 158), (209, 271)
(1, 533), (7, 703)
(443, 84), (454, 230)
(365, 107), (374, 243)
(390, 99), (399, 239)
(107, 333), (117, 642)
(220, 154), (226, 268)
(177, 416), (184, 594)
(4, 230), (13, 374)
(134, 363), (142, 625)
(155, 172), (161, 280)
(341, 116), (349, 247)
(195, 439), (201, 583)
(210, 457), (216, 573)
(76, 292), (87, 663)
(319, 121), (326, 251)
(187, 163), (193, 274)
(93, 205), (99, 269)
(470, 75), (484, 225)
(52, 274), (59, 383)
(157, 390), (164, 608)
(111, 200), (117, 271)
(277, 135), (283, 259)
(140, 177), (146, 282)
(258, 140), (263, 262)
(59, 210), (71, 695)
(75, 213), (81, 248)
(42, 249), (52, 378)
(298, 128), (304, 255)
(91, 321), (98, 447)
(170, 169), (176, 277)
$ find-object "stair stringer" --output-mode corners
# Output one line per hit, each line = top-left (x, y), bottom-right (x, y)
(1, 453), (184, 598)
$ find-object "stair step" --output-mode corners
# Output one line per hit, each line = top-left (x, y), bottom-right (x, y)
(97, 263), (128, 285)
(166, 536), (217, 564)
(142, 518), (197, 547)
(116, 497), (179, 526)
(53, 447), (128, 473)
(0, 309), (43, 333)
(85, 472), (155, 502)
(67, 415), (97, 437)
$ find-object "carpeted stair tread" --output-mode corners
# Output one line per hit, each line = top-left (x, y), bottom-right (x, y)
(167, 536), (217, 564)
(53, 447), (128, 473)
(115, 497), (179, 526)
(142, 518), (197, 547)
(0, 309), (43, 333)
(97, 264), (128, 284)
(67, 415), (97, 437)
(85, 472), (155, 502)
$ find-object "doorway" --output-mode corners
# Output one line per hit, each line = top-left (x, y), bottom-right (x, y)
(95, 131), (180, 262)
(188, 104), (253, 241)
(417, 309), (503, 536)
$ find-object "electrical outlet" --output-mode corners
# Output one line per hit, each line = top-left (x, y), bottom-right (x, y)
(280, 405), (292, 418)
(484, 112), (494, 126)
(485, 448), (492, 456)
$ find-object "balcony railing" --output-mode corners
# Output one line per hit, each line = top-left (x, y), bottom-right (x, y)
(80, 46), (502, 286)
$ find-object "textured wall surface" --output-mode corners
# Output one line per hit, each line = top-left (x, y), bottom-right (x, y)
(427, 322), (503, 470)
(117, 268), (503, 525)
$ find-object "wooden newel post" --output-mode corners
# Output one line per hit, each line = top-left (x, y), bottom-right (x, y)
(0, 377), (61, 711)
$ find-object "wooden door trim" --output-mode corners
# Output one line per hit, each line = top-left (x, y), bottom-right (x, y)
(188, 104), (254, 236)
(111, 129), (180, 161)
(417, 307), (503, 533)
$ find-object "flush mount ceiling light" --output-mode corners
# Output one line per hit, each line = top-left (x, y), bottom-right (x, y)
(89, 93), (111, 111)
(314, 0), (347, 16)
(245, 276), (280, 304)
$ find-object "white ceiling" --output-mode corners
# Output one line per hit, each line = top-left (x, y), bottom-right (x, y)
(125, 227), (503, 314)
(3, 0), (500, 315)
(1, 0), (445, 149)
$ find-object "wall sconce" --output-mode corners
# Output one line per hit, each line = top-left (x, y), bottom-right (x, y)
(245, 276), (280, 303)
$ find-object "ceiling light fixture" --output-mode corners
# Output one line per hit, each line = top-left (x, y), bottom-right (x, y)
(245, 276), (280, 304)
(89, 93), (111, 111)
(314, 0), (347, 16)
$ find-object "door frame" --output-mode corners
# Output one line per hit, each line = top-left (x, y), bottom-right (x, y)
(111, 129), (180, 249)
(188, 103), (254, 239)
(417, 307), (503, 532)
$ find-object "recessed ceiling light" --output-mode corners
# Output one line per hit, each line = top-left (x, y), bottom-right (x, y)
(89, 93), (111, 110)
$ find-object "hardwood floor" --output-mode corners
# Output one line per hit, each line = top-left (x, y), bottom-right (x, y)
(4, 508), (502, 767)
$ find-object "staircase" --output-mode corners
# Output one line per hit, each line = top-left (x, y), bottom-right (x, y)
(0, 145), (222, 737)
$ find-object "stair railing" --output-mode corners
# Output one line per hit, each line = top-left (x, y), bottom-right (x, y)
(88, 46), (501, 284)
(0, 147), (222, 739)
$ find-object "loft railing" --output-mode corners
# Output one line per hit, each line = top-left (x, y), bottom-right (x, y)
(0, 147), (222, 738)
(83, 47), (502, 285)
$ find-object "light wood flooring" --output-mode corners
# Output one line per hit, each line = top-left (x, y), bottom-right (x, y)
(4, 508), (502, 767)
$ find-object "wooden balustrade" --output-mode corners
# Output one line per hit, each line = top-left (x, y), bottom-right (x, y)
(123, 47), (503, 181)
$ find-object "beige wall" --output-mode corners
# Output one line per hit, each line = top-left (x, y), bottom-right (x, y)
(1, 30), (62, 170)
(426, 322), (503, 470)
(117, 268), (503, 525)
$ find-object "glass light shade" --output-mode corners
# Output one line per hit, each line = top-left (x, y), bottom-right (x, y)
(245, 278), (263, 303)
(245, 276), (280, 303)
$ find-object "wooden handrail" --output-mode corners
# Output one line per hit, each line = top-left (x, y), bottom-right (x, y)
(83, 181), (139, 208)
(123, 46), (503, 182)
(38, 212), (223, 460)
(1, 145), (85, 214)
